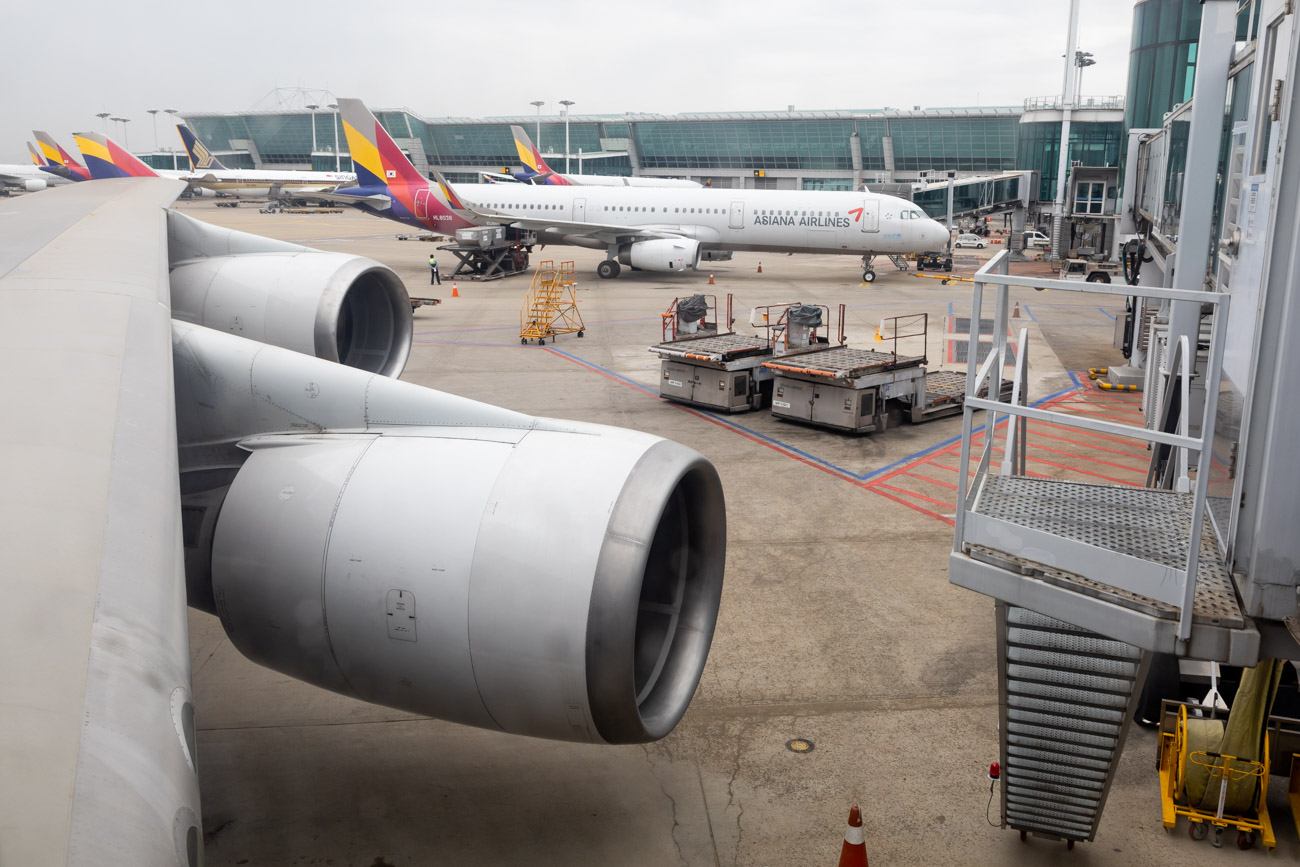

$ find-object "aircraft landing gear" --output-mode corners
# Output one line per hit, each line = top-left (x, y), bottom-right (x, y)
(862, 269), (877, 283)
(597, 259), (621, 279)
(861, 253), (879, 284)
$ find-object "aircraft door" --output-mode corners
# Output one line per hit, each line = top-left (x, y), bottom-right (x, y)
(414, 188), (429, 220)
(860, 200), (879, 232)
(573, 198), (586, 222)
(729, 201), (744, 229)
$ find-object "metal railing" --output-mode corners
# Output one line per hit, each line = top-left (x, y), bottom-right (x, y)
(1023, 95), (1126, 111)
(953, 250), (1229, 645)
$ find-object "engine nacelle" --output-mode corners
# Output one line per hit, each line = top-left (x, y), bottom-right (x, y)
(619, 238), (701, 272)
(22, 178), (47, 192)
(210, 429), (725, 745)
(700, 249), (734, 262)
(167, 210), (412, 377)
(187, 186), (217, 198)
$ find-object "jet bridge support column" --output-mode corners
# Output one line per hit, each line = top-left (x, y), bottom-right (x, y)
(1009, 206), (1027, 258)
(1167, 0), (1236, 355)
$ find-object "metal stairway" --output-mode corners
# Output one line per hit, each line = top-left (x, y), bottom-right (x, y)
(997, 602), (1150, 845)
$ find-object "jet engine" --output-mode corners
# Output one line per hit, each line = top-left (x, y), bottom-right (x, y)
(173, 324), (727, 745)
(618, 238), (701, 272)
(167, 210), (412, 376)
(185, 186), (217, 198)
(21, 179), (47, 192)
(700, 250), (734, 262)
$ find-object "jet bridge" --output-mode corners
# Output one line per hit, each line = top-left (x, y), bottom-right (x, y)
(911, 171), (1035, 245)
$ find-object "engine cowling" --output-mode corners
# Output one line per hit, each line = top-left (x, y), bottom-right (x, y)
(210, 429), (724, 744)
(167, 210), (412, 377)
(619, 238), (701, 272)
(173, 322), (727, 745)
(22, 178), (47, 192)
(700, 249), (734, 262)
(187, 186), (217, 198)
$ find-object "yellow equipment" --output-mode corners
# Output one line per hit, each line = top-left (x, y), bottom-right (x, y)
(520, 260), (585, 346)
(1158, 703), (1275, 851)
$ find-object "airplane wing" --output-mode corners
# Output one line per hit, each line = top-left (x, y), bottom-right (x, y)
(467, 208), (687, 244)
(0, 178), (203, 864)
(292, 188), (393, 209)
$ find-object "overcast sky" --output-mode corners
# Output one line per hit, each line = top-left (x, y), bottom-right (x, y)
(3, 0), (1141, 164)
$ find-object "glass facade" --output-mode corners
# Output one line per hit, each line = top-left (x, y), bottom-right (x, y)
(1016, 121), (1125, 201)
(180, 108), (1023, 181)
(1126, 0), (1202, 129)
(890, 117), (1019, 172)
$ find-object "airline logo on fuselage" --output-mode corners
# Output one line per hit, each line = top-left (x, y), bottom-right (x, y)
(754, 212), (852, 228)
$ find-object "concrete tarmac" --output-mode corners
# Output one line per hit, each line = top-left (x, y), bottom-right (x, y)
(182, 202), (1292, 865)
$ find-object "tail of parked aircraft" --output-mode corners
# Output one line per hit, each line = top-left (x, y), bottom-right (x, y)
(27, 142), (44, 167)
(34, 131), (92, 181)
(336, 98), (473, 230)
(509, 125), (570, 186)
(176, 123), (229, 171)
(74, 132), (159, 180)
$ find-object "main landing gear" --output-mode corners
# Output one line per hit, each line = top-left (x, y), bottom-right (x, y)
(597, 259), (622, 279)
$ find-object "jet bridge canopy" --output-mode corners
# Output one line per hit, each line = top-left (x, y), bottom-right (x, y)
(911, 171), (1034, 221)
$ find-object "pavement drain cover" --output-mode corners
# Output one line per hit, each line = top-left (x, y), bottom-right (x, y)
(786, 738), (814, 754)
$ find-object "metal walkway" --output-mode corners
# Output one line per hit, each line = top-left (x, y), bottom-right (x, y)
(997, 603), (1149, 845)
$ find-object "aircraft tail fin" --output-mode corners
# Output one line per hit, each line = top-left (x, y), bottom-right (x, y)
(336, 98), (471, 226)
(35, 131), (91, 181)
(509, 125), (571, 185)
(176, 124), (229, 171)
(27, 142), (44, 167)
(74, 132), (159, 180)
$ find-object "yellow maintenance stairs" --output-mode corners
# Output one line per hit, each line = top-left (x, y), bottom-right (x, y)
(520, 260), (585, 346)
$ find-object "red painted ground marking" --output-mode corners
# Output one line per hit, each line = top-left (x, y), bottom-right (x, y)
(875, 482), (954, 510)
(1048, 404), (1146, 423)
(1027, 443), (1149, 475)
(903, 471), (958, 490)
(1028, 419), (1149, 449)
(1026, 428), (1150, 460)
(865, 485), (955, 526)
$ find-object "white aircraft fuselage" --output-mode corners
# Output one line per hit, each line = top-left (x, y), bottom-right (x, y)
(451, 183), (947, 257)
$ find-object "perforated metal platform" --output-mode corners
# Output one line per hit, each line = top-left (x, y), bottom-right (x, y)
(923, 370), (1010, 405)
(761, 346), (924, 378)
(969, 475), (1241, 626)
(649, 333), (770, 362)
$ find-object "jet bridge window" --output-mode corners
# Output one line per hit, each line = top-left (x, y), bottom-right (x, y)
(1074, 182), (1105, 215)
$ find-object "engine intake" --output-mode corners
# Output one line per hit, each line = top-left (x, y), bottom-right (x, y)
(168, 211), (411, 376)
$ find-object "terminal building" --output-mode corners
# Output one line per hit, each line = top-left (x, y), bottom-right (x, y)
(148, 0), (1211, 236)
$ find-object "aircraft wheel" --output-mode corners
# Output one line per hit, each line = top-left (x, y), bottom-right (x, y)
(862, 270), (876, 284)
(597, 259), (620, 279)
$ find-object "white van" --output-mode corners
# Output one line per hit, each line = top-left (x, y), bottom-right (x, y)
(1024, 231), (1050, 249)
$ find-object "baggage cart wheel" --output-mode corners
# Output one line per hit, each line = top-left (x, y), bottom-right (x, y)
(1019, 830), (1026, 842)
(1190, 822), (1208, 840)
(538, 339), (545, 346)
(1066, 840), (1074, 850)
(521, 338), (527, 345)
(1237, 830), (1256, 850)
(577, 330), (584, 338)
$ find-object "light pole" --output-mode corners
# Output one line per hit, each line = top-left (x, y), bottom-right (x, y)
(96, 112), (111, 133)
(559, 99), (575, 173)
(306, 104), (319, 167)
(530, 100), (544, 151)
(109, 117), (123, 141)
(1074, 50), (1096, 105)
(164, 110), (179, 168)
(327, 103), (340, 171)
(147, 109), (159, 151)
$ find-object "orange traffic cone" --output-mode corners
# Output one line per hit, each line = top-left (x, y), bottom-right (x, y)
(757, 261), (763, 273)
(1012, 301), (1021, 318)
(837, 806), (868, 867)
(451, 282), (459, 298)
(708, 272), (716, 285)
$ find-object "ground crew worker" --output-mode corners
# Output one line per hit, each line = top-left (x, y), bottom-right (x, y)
(429, 253), (441, 285)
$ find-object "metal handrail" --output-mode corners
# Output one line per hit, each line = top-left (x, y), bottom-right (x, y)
(954, 250), (1230, 644)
